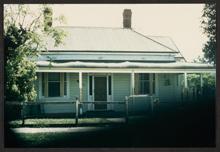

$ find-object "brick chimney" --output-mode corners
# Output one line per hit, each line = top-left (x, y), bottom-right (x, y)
(43, 7), (53, 31)
(123, 9), (132, 28)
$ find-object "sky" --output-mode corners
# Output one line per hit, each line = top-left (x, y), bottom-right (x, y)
(6, 4), (207, 62)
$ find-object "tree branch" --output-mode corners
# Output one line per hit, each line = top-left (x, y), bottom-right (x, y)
(28, 13), (42, 32)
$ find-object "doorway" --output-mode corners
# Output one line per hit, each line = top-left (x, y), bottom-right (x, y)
(94, 76), (107, 110)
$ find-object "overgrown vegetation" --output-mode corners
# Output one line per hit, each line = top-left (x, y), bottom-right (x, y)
(4, 5), (66, 102)
(187, 73), (215, 100)
(201, 3), (216, 64)
(187, 71), (215, 89)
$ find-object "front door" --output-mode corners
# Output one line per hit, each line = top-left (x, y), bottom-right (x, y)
(94, 76), (107, 110)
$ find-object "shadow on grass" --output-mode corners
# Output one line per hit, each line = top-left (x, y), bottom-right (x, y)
(5, 99), (215, 148)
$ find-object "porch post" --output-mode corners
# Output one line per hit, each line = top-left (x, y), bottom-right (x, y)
(184, 72), (188, 89)
(131, 71), (135, 96)
(125, 96), (129, 123)
(184, 72), (188, 101)
(200, 73), (203, 96)
(131, 71), (135, 114)
(150, 74), (153, 95)
(75, 98), (79, 126)
(79, 72), (83, 102)
(60, 73), (64, 96)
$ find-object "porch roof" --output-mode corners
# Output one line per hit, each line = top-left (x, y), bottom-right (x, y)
(36, 61), (215, 73)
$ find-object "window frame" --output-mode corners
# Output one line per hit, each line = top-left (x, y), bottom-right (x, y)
(135, 73), (155, 95)
(139, 73), (150, 95)
(48, 73), (61, 97)
(41, 72), (68, 98)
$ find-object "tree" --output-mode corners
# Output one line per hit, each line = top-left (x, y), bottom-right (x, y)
(4, 5), (66, 102)
(193, 55), (208, 63)
(187, 56), (216, 101)
(201, 3), (216, 64)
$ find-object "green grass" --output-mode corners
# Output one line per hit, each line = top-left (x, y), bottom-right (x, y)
(16, 132), (54, 146)
(5, 99), (215, 147)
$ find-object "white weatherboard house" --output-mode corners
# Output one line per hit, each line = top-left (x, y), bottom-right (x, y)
(35, 9), (215, 114)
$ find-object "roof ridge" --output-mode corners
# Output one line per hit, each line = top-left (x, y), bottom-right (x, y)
(147, 35), (185, 61)
(131, 30), (178, 53)
(148, 35), (179, 50)
(146, 35), (170, 38)
(168, 38), (187, 62)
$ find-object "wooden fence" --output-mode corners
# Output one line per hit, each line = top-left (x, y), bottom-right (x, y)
(6, 95), (159, 126)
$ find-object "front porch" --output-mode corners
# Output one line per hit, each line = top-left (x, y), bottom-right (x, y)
(33, 61), (215, 116)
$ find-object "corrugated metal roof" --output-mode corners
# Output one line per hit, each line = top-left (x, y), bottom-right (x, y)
(46, 27), (178, 53)
(147, 35), (186, 61)
(147, 36), (179, 52)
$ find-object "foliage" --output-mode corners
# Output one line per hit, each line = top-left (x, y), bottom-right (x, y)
(189, 3), (216, 90)
(201, 3), (216, 64)
(187, 56), (215, 98)
(187, 73), (215, 89)
(4, 5), (66, 102)
(193, 55), (208, 64)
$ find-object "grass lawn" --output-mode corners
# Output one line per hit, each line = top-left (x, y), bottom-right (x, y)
(5, 100), (215, 147)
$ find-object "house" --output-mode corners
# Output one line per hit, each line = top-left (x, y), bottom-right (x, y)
(35, 9), (215, 114)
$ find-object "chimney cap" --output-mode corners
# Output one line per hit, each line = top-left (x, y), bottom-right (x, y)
(123, 9), (132, 13)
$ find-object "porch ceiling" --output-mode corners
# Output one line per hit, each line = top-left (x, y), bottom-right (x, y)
(36, 61), (215, 74)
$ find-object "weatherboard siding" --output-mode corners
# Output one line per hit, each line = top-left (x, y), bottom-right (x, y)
(112, 73), (131, 111)
(157, 73), (181, 103)
(113, 73), (131, 101)
(67, 73), (88, 102)
(40, 73), (89, 114)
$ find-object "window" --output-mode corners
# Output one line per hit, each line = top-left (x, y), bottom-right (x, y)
(48, 73), (60, 97)
(42, 73), (67, 97)
(139, 74), (150, 94)
(135, 73), (155, 95)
